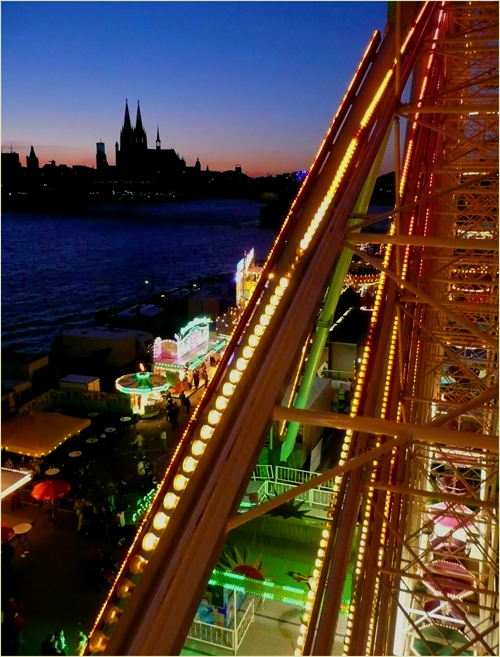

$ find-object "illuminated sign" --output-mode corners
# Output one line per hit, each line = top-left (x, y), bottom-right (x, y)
(175, 317), (211, 359)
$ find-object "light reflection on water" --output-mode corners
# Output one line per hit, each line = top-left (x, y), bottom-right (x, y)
(2, 200), (276, 352)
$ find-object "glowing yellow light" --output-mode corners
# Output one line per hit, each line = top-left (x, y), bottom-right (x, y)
(153, 512), (169, 531)
(142, 532), (159, 552)
(299, 624), (307, 634)
(229, 369), (242, 384)
(270, 294), (280, 306)
(200, 424), (214, 440)
(260, 314), (270, 326)
(242, 346), (254, 359)
(208, 409), (222, 426)
(191, 440), (206, 457)
(300, 238), (310, 250)
(265, 304), (275, 317)
(164, 492), (179, 510)
(315, 558), (322, 568)
(215, 395), (228, 411)
(173, 474), (188, 491)
(248, 334), (260, 348)
(130, 554), (148, 574)
(297, 636), (304, 647)
(183, 456), (197, 473)
(254, 324), (265, 337)
(236, 357), (248, 372)
(275, 285), (284, 297)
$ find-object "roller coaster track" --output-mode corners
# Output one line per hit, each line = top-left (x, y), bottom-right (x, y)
(87, 2), (498, 654)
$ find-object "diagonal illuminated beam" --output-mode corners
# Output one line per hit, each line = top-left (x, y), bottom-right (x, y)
(344, 242), (498, 350)
(272, 406), (498, 451)
(227, 435), (411, 531)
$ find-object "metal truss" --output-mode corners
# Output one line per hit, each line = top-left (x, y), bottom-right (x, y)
(329, 3), (499, 655)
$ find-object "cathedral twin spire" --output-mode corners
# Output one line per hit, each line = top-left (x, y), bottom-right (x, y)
(122, 99), (147, 148)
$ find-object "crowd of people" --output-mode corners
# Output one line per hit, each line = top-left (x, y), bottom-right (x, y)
(1, 382), (202, 655)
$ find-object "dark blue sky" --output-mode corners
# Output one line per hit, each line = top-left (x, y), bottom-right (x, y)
(2, 1), (388, 176)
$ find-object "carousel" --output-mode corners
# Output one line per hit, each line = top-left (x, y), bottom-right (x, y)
(115, 364), (170, 417)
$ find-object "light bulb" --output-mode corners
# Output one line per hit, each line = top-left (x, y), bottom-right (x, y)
(270, 295), (280, 306)
(192, 440), (206, 456)
(248, 334), (260, 348)
(236, 357), (248, 371)
(242, 346), (254, 359)
(208, 410), (222, 425)
(142, 533), (159, 552)
(280, 277), (289, 288)
(183, 456), (197, 473)
(173, 474), (188, 491)
(154, 512), (169, 531)
(260, 314), (270, 326)
(130, 554), (148, 574)
(200, 424), (214, 440)
(222, 382), (235, 396)
(215, 395), (228, 411)
(229, 369), (242, 384)
(163, 492), (179, 510)
(254, 325), (265, 336)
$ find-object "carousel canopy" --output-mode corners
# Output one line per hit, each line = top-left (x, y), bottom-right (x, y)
(1, 412), (90, 458)
(115, 371), (169, 395)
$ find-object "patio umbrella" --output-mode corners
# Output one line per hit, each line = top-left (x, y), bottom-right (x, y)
(413, 624), (472, 655)
(1, 524), (14, 544)
(421, 560), (475, 600)
(31, 479), (71, 501)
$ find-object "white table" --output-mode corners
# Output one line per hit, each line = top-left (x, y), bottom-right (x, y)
(68, 451), (82, 458)
(13, 523), (33, 551)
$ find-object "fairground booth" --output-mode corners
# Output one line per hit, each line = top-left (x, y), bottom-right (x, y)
(152, 317), (227, 393)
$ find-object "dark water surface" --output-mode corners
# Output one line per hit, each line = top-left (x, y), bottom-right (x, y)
(2, 200), (277, 352)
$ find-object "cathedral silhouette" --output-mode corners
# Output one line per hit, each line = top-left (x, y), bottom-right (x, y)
(115, 100), (185, 179)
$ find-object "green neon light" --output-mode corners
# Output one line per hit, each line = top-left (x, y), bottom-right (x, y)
(177, 316), (211, 339)
(132, 487), (157, 523)
(208, 569), (307, 604)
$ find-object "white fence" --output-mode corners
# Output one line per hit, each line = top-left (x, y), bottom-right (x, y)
(248, 465), (334, 509)
(187, 598), (255, 655)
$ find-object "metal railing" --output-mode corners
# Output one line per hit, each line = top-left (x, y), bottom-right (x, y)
(187, 598), (255, 655)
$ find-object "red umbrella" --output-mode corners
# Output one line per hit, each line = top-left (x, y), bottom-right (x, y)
(1, 524), (14, 544)
(31, 479), (71, 501)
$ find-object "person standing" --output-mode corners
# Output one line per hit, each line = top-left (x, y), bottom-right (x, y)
(131, 432), (146, 458)
(75, 631), (87, 656)
(159, 428), (168, 452)
(74, 498), (88, 532)
(192, 369), (200, 389)
(53, 628), (67, 655)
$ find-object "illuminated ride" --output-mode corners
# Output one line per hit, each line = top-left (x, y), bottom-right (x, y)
(87, 2), (498, 655)
(115, 365), (169, 416)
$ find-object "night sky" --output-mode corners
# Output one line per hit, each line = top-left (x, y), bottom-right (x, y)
(2, 1), (388, 176)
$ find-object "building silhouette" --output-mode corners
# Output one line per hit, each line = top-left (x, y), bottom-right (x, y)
(114, 100), (185, 181)
(26, 145), (39, 171)
(96, 141), (108, 170)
